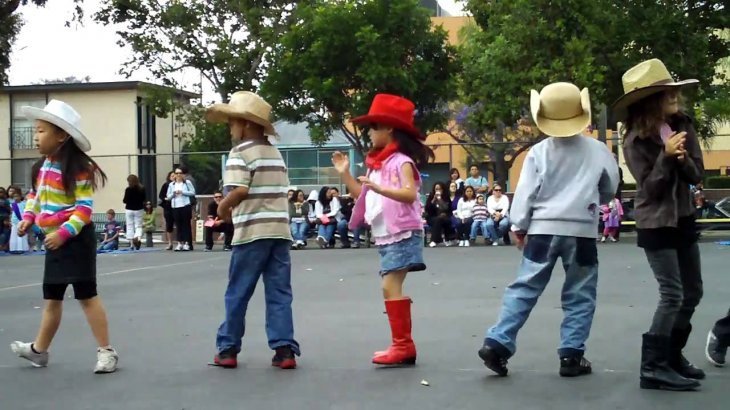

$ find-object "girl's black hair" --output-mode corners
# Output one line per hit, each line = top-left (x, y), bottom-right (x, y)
(33, 135), (107, 196)
(462, 185), (475, 201)
(392, 130), (434, 168)
(318, 186), (331, 205)
(290, 189), (305, 203)
(144, 201), (154, 213)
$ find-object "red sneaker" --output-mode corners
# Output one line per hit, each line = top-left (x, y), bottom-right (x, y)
(271, 346), (297, 369)
(213, 351), (238, 369)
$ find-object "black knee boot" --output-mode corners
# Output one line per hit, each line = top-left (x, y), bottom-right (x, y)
(669, 325), (706, 379)
(640, 333), (700, 391)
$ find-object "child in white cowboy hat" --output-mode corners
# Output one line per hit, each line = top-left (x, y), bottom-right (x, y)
(206, 91), (300, 370)
(331, 93), (434, 366)
(10, 100), (119, 374)
(617, 58), (705, 391)
(478, 82), (619, 378)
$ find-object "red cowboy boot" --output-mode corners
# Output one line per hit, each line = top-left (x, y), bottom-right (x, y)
(372, 298), (417, 365)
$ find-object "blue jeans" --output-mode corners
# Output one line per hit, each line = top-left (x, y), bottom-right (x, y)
(216, 239), (300, 355)
(290, 222), (307, 242)
(486, 217), (510, 241)
(485, 235), (598, 358)
(318, 223), (336, 242)
(470, 220), (489, 240)
(337, 219), (363, 246)
(98, 241), (118, 251)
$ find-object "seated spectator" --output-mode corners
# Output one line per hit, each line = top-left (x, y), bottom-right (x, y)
(455, 185), (477, 246)
(336, 192), (364, 248)
(99, 209), (121, 252)
(449, 168), (465, 191)
(470, 194), (490, 243)
(307, 189), (318, 236)
(486, 184), (510, 246)
(315, 186), (341, 248)
(0, 187), (9, 252)
(204, 190), (233, 251)
(425, 182), (454, 247)
(143, 201), (157, 248)
(465, 164), (489, 197)
(289, 189), (310, 249)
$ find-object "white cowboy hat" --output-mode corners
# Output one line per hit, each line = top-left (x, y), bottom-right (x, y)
(530, 82), (591, 138)
(22, 100), (91, 152)
(205, 91), (277, 136)
(612, 59), (698, 120)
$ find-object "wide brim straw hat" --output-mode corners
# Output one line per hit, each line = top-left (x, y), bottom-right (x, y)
(612, 58), (699, 121)
(530, 82), (591, 138)
(205, 91), (277, 136)
(351, 93), (424, 140)
(22, 100), (91, 152)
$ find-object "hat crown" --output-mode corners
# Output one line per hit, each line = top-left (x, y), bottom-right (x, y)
(538, 83), (584, 120)
(621, 59), (674, 94)
(43, 100), (81, 129)
(366, 94), (415, 125)
(228, 91), (272, 123)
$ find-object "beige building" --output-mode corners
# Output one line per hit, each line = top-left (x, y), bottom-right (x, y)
(0, 81), (198, 213)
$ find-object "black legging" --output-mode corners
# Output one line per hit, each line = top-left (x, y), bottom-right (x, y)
(429, 214), (453, 243)
(172, 205), (193, 244)
(456, 217), (473, 240)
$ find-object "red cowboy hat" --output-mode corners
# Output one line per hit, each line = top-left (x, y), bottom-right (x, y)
(351, 94), (424, 140)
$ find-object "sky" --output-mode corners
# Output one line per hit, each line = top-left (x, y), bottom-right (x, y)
(8, 0), (467, 102)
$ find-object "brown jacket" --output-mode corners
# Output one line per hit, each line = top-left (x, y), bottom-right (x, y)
(623, 114), (704, 229)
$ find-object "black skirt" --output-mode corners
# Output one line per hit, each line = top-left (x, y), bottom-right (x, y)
(636, 216), (699, 250)
(44, 224), (97, 284)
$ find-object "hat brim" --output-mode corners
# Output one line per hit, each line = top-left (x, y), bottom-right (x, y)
(205, 104), (277, 136)
(530, 87), (591, 138)
(22, 106), (91, 152)
(351, 114), (424, 141)
(611, 79), (699, 121)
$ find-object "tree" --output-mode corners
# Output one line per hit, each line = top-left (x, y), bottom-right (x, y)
(95, 0), (310, 102)
(456, 0), (730, 185)
(262, 0), (457, 159)
(32, 75), (91, 84)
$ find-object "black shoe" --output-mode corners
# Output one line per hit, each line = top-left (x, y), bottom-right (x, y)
(271, 346), (297, 369)
(706, 330), (727, 367)
(340, 244), (351, 249)
(670, 325), (706, 379)
(223, 246), (233, 251)
(640, 333), (700, 391)
(559, 356), (592, 377)
(204, 247), (213, 252)
(478, 346), (508, 376)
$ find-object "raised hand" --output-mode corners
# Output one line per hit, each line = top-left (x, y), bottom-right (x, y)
(331, 151), (350, 175)
(664, 131), (687, 158)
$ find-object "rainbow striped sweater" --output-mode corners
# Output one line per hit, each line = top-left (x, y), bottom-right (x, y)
(23, 158), (93, 242)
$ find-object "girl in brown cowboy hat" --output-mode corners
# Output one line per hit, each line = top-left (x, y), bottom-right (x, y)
(618, 58), (704, 391)
(332, 93), (433, 366)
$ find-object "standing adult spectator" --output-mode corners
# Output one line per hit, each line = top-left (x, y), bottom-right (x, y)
(486, 184), (510, 245)
(123, 174), (146, 250)
(166, 167), (196, 251)
(159, 171), (175, 250)
(180, 165), (197, 249)
(465, 165), (489, 197)
(204, 190), (233, 251)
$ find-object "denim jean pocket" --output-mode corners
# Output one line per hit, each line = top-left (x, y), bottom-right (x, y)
(523, 235), (553, 263)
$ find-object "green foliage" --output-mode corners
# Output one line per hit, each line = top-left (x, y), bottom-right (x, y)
(262, 0), (457, 157)
(95, 0), (309, 101)
(705, 176), (730, 189)
(179, 118), (231, 194)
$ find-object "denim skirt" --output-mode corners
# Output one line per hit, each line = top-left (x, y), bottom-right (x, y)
(377, 231), (426, 276)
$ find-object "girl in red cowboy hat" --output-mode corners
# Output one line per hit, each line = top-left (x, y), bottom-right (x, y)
(332, 93), (433, 366)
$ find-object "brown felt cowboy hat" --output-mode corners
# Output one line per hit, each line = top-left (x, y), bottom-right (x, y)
(612, 59), (699, 121)
(205, 91), (277, 136)
(351, 94), (424, 140)
(530, 82), (591, 137)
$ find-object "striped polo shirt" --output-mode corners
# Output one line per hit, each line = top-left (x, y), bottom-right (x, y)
(23, 158), (94, 241)
(224, 139), (292, 245)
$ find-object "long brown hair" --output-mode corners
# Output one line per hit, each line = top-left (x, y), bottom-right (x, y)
(127, 174), (143, 189)
(622, 90), (684, 139)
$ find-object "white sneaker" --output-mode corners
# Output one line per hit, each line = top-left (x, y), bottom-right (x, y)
(10, 341), (48, 367)
(609, 237), (617, 243)
(492, 241), (499, 246)
(429, 241), (437, 248)
(465, 240), (470, 247)
(458, 240), (464, 247)
(175, 243), (183, 252)
(600, 237), (606, 243)
(182, 243), (191, 251)
(94, 347), (119, 374)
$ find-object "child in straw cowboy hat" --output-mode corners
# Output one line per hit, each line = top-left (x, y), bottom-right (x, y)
(331, 93), (433, 366)
(206, 91), (300, 370)
(616, 58), (706, 391)
(478, 82), (619, 378)
(10, 100), (119, 374)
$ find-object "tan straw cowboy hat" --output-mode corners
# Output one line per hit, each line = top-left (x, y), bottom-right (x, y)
(530, 82), (591, 137)
(612, 59), (698, 120)
(205, 91), (277, 136)
(22, 100), (92, 152)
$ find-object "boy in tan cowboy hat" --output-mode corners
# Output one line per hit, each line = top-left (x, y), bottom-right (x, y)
(617, 58), (706, 391)
(478, 82), (619, 378)
(206, 91), (299, 370)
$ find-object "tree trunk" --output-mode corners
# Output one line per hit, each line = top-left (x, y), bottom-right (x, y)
(491, 122), (508, 186)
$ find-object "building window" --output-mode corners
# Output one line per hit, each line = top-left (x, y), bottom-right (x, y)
(138, 154), (157, 203)
(11, 158), (37, 192)
(137, 98), (157, 152)
(11, 97), (45, 150)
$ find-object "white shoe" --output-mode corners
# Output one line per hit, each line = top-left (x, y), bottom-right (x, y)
(458, 240), (464, 247)
(465, 240), (470, 247)
(182, 243), (191, 251)
(443, 241), (451, 247)
(175, 243), (183, 252)
(94, 347), (119, 374)
(429, 241), (437, 248)
(600, 237), (606, 243)
(609, 237), (617, 243)
(10, 341), (48, 367)
(492, 241), (499, 246)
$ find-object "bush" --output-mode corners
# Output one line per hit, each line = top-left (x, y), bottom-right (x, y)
(622, 183), (637, 190)
(705, 176), (730, 189)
